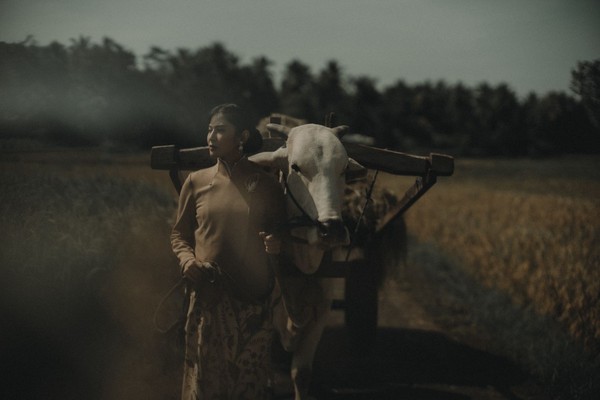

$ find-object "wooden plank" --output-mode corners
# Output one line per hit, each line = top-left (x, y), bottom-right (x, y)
(344, 142), (430, 176)
(375, 174), (437, 232)
(261, 137), (286, 152)
(177, 147), (213, 170)
(169, 169), (183, 194)
(150, 139), (286, 171)
(150, 145), (179, 170)
(150, 140), (454, 177)
(429, 153), (454, 176)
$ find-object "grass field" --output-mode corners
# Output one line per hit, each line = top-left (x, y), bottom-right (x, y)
(1, 149), (182, 399)
(1, 149), (598, 399)
(379, 156), (600, 398)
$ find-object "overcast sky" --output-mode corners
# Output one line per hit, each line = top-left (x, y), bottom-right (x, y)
(1, 0), (599, 97)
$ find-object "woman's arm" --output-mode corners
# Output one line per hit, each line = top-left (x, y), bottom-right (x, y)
(170, 175), (197, 272)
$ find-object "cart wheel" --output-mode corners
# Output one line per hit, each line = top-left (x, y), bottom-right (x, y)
(344, 260), (379, 347)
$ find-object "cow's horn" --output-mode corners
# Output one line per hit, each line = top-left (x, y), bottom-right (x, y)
(331, 125), (349, 138)
(266, 123), (290, 139)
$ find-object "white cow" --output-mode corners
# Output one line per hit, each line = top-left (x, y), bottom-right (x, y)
(250, 123), (367, 399)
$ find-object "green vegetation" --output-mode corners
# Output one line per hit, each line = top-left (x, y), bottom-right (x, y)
(1, 37), (598, 156)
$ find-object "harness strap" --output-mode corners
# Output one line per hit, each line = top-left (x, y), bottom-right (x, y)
(283, 177), (319, 228)
(345, 170), (379, 261)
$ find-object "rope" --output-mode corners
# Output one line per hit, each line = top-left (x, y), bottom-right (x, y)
(345, 169), (379, 262)
(153, 278), (187, 334)
(283, 178), (319, 228)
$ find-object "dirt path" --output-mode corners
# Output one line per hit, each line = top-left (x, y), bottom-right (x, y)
(272, 262), (548, 400)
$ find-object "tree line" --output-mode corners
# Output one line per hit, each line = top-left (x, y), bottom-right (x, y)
(1, 37), (598, 156)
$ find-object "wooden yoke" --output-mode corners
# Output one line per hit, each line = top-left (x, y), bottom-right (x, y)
(150, 115), (453, 281)
(375, 153), (452, 232)
(151, 139), (286, 193)
(150, 142), (453, 179)
(322, 111), (453, 232)
(150, 114), (454, 229)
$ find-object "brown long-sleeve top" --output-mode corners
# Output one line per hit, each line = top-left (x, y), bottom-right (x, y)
(171, 157), (285, 301)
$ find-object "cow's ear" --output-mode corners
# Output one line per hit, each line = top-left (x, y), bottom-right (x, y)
(345, 158), (368, 183)
(249, 146), (289, 172)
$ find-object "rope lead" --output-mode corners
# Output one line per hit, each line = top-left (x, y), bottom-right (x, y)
(345, 170), (379, 261)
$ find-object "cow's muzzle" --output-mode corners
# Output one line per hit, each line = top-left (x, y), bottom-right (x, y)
(317, 219), (350, 247)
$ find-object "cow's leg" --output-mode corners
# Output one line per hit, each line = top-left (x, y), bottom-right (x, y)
(273, 293), (294, 348)
(290, 297), (331, 400)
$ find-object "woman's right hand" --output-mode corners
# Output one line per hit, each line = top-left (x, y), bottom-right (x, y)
(183, 260), (217, 284)
(183, 261), (222, 307)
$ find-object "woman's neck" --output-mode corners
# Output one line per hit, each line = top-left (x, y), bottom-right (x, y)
(220, 153), (243, 165)
(219, 154), (245, 175)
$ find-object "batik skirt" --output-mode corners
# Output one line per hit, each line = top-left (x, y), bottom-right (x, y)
(181, 283), (277, 400)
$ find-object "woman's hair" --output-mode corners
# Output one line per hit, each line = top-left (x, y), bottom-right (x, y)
(209, 103), (263, 154)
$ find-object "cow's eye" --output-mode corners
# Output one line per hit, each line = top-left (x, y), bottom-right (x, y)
(291, 164), (301, 173)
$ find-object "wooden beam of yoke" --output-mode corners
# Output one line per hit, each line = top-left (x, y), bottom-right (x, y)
(150, 140), (454, 177)
(150, 123), (454, 277)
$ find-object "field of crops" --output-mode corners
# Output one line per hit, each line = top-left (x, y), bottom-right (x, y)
(1, 150), (598, 399)
(380, 156), (600, 397)
(0, 150), (182, 399)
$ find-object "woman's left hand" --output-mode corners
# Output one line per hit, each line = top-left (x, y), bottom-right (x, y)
(259, 231), (281, 255)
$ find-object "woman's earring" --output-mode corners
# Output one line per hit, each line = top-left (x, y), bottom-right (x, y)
(238, 142), (244, 153)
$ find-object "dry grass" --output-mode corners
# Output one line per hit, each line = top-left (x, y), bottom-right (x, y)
(378, 156), (600, 397)
(2, 149), (599, 398)
(1, 149), (182, 400)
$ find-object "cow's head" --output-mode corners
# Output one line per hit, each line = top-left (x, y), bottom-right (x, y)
(250, 123), (367, 273)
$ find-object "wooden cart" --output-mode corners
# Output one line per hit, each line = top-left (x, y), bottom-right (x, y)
(150, 121), (453, 343)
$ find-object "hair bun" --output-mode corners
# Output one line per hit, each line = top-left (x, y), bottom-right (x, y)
(244, 128), (263, 154)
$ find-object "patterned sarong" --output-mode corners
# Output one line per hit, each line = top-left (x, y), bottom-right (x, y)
(181, 286), (276, 400)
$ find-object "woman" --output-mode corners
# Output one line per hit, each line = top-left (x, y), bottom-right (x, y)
(171, 104), (285, 399)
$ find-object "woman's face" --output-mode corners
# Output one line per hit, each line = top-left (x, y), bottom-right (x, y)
(207, 113), (242, 163)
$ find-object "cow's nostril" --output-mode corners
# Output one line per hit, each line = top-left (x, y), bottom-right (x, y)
(318, 219), (346, 240)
